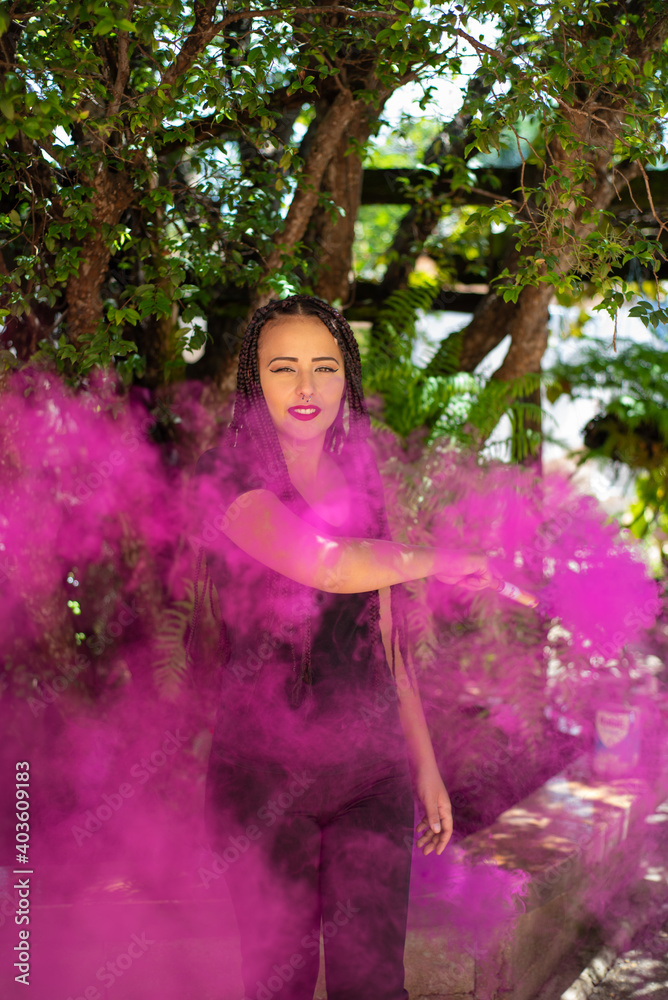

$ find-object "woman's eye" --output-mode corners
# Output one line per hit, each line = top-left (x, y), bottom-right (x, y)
(269, 366), (339, 373)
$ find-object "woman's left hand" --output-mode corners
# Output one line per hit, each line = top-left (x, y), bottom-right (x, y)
(415, 763), (453, 856)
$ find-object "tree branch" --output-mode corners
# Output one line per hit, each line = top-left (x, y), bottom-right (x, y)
(160, 4), (396, 92)
(108, 2), (134, 117)
(216, 5), (395, 31)
(453, 27), (504, 62)
(161, 0), (222, 91)
(157, 86), (304, 154)
(425, 293), (517, 376)
(258, 88), (357, 289)
(638, 161), (668, 241)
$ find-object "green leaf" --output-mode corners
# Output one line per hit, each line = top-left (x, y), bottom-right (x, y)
(93, 18), (116, 36)
(0, 98), (15, 121)
(500, 285), (522, 304)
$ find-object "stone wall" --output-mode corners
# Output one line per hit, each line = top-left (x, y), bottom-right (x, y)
(401, 749), (668, 1000)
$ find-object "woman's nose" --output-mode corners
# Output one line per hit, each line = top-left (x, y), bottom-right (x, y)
(296, 379), (315, 399)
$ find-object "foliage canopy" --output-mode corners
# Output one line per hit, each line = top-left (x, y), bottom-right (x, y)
(1, 0), (667, 398)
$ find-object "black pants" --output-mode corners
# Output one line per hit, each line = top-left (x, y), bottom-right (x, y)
(205, 750), (415, 1000)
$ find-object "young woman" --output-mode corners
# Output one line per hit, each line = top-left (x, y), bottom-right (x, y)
(191, 294), (493, 1000)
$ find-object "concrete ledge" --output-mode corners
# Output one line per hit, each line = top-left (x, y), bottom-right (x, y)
(403, 745), (668, 1000)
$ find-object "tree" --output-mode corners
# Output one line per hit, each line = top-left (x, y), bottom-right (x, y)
(0, 0), (466, 386)
(412, 0), (668, 386)
(356, 0), (668, 461)
(1, 0), (667, 438)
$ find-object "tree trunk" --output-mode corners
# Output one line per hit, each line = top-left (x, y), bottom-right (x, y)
(425, 292), (518, 376)
(251, 90), (358, 311)
(492, 282), (553, 382)
(311, 109), (372, 305)
(65, 169), (133, 343)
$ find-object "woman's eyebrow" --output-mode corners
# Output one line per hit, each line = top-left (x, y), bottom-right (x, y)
(267, 356), (340, 364)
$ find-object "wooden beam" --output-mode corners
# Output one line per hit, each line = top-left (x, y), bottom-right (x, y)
(347, 281), (485, 318)
(360, 165), (668, 216)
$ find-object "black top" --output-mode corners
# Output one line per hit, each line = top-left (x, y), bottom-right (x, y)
(194, 444), (407, 773)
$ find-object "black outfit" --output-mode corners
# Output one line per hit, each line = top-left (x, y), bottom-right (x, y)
(195, 446), (415, 1000)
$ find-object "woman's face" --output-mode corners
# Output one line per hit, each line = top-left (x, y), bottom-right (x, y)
(257, 315), (346, 447)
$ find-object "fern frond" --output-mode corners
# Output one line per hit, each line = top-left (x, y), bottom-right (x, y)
(153, 582), (196, 700)
(369, 279), (441, 366)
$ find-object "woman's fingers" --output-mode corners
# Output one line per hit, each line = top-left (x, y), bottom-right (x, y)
(416, 806), (441, 837)
(457, 565), (496, 590)
(436, 797), (453, 853)
(416, 816), (441, 852)
(416, 817), (435, 841)
(435, 553), (495, 590)
(416, 797), (453, 855)
(413, 764), (454, 856)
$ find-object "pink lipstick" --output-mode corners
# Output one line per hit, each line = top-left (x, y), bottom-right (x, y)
(288, 405), (321, 421)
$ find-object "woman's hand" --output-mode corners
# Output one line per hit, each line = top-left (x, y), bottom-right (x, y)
(434, 550), (494, 591)
(415, 763), (453, 857)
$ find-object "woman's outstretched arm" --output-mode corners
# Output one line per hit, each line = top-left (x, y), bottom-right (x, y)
(201, 487), (492, 594)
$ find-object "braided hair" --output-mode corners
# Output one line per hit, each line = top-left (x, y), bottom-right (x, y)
(189, 293), (415, 707)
